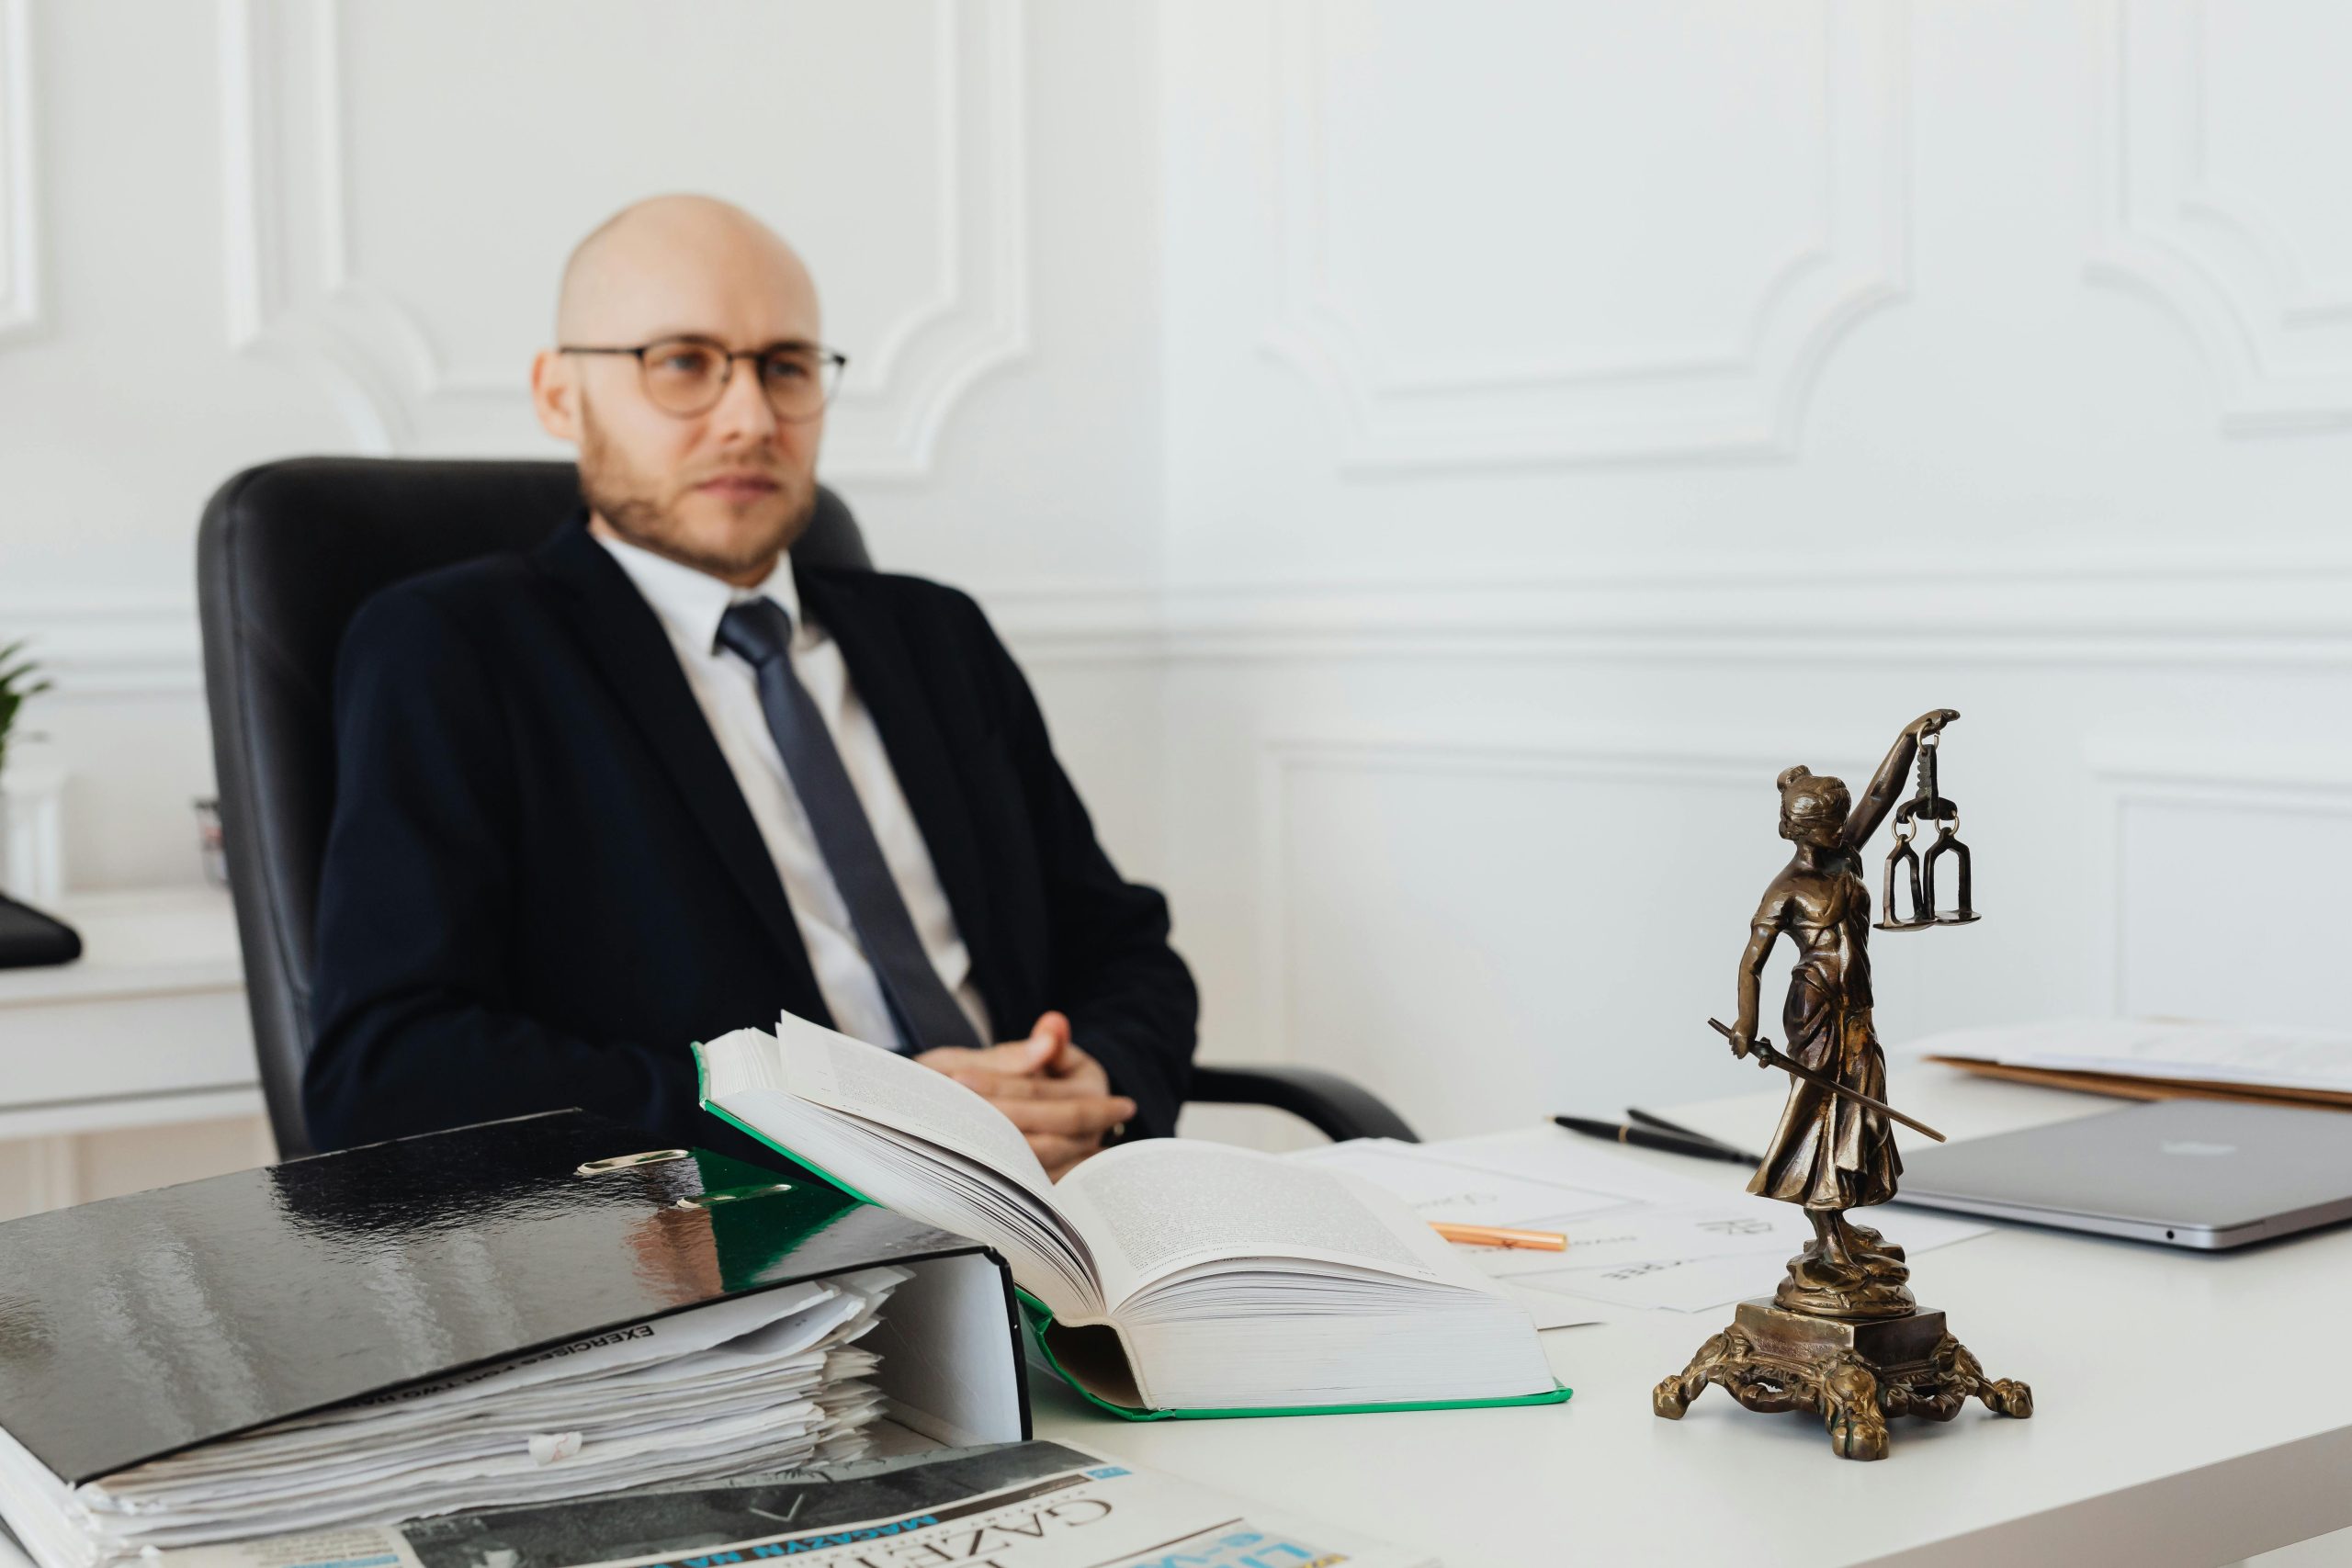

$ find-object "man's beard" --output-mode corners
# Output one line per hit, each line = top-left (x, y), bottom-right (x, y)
(578, 410), (815, 581)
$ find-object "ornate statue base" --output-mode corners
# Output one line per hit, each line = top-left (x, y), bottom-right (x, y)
(1653, 1298), (2032, 1461)
(1655, 1219), (2030, 1461)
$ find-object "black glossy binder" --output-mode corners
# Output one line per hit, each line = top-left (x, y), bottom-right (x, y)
(0, 1111), (1027, 1485)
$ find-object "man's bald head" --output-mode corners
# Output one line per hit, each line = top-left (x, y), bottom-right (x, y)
(531, 194), (830, 588)
(555, 194), (819, 342)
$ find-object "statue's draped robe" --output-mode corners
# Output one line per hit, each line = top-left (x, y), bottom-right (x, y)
(1747, 866), (1901, 1210)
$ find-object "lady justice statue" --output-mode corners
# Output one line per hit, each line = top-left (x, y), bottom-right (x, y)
(1652, 709), (2031, 1461)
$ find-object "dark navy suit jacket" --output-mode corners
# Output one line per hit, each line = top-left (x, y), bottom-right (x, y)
(305, 516), (1196, 1164)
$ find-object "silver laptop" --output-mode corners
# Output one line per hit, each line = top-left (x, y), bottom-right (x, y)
(1893, 1099), (2352, 1250)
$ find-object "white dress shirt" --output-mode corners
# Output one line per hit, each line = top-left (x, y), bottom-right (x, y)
(595, 531), (993, 1050)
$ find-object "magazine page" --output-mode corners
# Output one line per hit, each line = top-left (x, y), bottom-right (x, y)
(150, 1441), (1433, 1568)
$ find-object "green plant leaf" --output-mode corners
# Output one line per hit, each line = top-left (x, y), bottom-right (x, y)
(0, 637), (45, 759)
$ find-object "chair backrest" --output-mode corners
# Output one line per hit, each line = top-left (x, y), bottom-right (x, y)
(196, 457), (873, 1156)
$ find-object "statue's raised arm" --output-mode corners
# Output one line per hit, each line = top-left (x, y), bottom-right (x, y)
(1841, 709), (1959, 852)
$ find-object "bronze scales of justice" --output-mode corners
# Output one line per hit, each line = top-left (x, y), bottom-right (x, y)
(1651, 710), (2031, 1461)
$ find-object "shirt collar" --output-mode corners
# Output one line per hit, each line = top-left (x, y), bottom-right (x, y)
(594, 528), (804, 658)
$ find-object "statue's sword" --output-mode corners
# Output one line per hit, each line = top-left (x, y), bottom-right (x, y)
(1707, 1018), (1947, 1144)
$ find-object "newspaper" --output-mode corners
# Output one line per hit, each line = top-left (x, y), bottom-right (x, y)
(153, 1441), (1434, 1568)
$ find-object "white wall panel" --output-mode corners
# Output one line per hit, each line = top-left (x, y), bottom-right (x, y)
(1149, 660), (2352, 1122)
(2089, 0), (2352, 433)
(1263, 0), (1906, 468)
(2091, 740), (2352, 1028)
(223, 0), (1027, 472)
(7, 0), (2352, 1190)
(2110, 795), (2352, 1026)
(1162, 0), (2352, 586)
(0, 0), (37, 341)
(1261, 738), (1840, 1137)
(1148, 0), (2352, 1128)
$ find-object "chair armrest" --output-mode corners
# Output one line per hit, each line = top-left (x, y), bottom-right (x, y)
(1186, 1063), (1419, 1145)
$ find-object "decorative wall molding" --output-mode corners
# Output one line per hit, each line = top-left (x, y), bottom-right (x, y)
(1261, 0), (1909, 470)
(2087, 0), (2352, 434)
(2086, 739), (2352, 1013)
(0, 0), (41, 342)
(1136, 552), (2352, 667)
(1006, 537), (2352, 667)
(0, 594), (205, 699)
(1260, 732), (1819, 798)
(1249, 732), (1864, 1066)
(217, 0), (1029, 474)
(17, 538), (2352, 712)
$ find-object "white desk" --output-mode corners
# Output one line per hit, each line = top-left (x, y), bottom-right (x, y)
(1035, 1067), (2352, 1568)
(0, 887), (259, 1141)
(0, 1053), (2335, 1567)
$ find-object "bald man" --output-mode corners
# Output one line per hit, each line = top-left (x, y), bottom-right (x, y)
(305, 196), (1196, 1177)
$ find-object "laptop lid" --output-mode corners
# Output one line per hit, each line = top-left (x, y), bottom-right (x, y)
(1893, 1099), (2352, 1249)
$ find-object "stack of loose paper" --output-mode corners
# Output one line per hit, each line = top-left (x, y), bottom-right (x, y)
(1292, 1131), (1986, 1317)
(1913, 1019), (2352, 1110)
(0, 1269), (905, 1568)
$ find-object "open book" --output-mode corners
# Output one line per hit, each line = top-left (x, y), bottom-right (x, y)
(695, 1015), (1566, 1418)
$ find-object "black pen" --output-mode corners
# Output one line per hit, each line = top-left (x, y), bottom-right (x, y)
(1553, 1115), (1758, 1168)
(1626, 1107), (1754, 1156)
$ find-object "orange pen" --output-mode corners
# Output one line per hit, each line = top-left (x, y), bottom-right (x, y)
(1429, 1222), (1567, 1251)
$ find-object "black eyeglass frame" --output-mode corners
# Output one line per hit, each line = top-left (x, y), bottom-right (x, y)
(558, 336), (850, 422)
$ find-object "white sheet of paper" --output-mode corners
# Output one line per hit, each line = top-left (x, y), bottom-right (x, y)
(1515, 1250), (1797, 1314)
(1868, 1204), (1991, 1251)
(1288, 1138), (1634, 1225)
(1290, 1128), (1991, 1312)
(1906, 1017), (2352, 1093)
(1461, 1201), (1811, 1277)
(1510, 1204), (1993, 1314)
(1499, 1280), (1607, 1330)
(1386, 1125), (1742, 1206)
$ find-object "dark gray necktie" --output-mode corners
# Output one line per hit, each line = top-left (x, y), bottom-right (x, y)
(717, 598), (983, 1054)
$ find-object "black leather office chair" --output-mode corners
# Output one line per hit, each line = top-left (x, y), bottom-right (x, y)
(197, 457), (1416, 1158)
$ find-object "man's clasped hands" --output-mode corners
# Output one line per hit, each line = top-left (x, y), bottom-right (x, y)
(916, 1010), (1136, 1181)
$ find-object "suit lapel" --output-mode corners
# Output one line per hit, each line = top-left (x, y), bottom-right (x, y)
(798, 568), (1004, 1021)
(529, 518), (831, 1024)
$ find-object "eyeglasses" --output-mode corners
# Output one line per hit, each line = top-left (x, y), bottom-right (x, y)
(559, 336), (848, 422)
